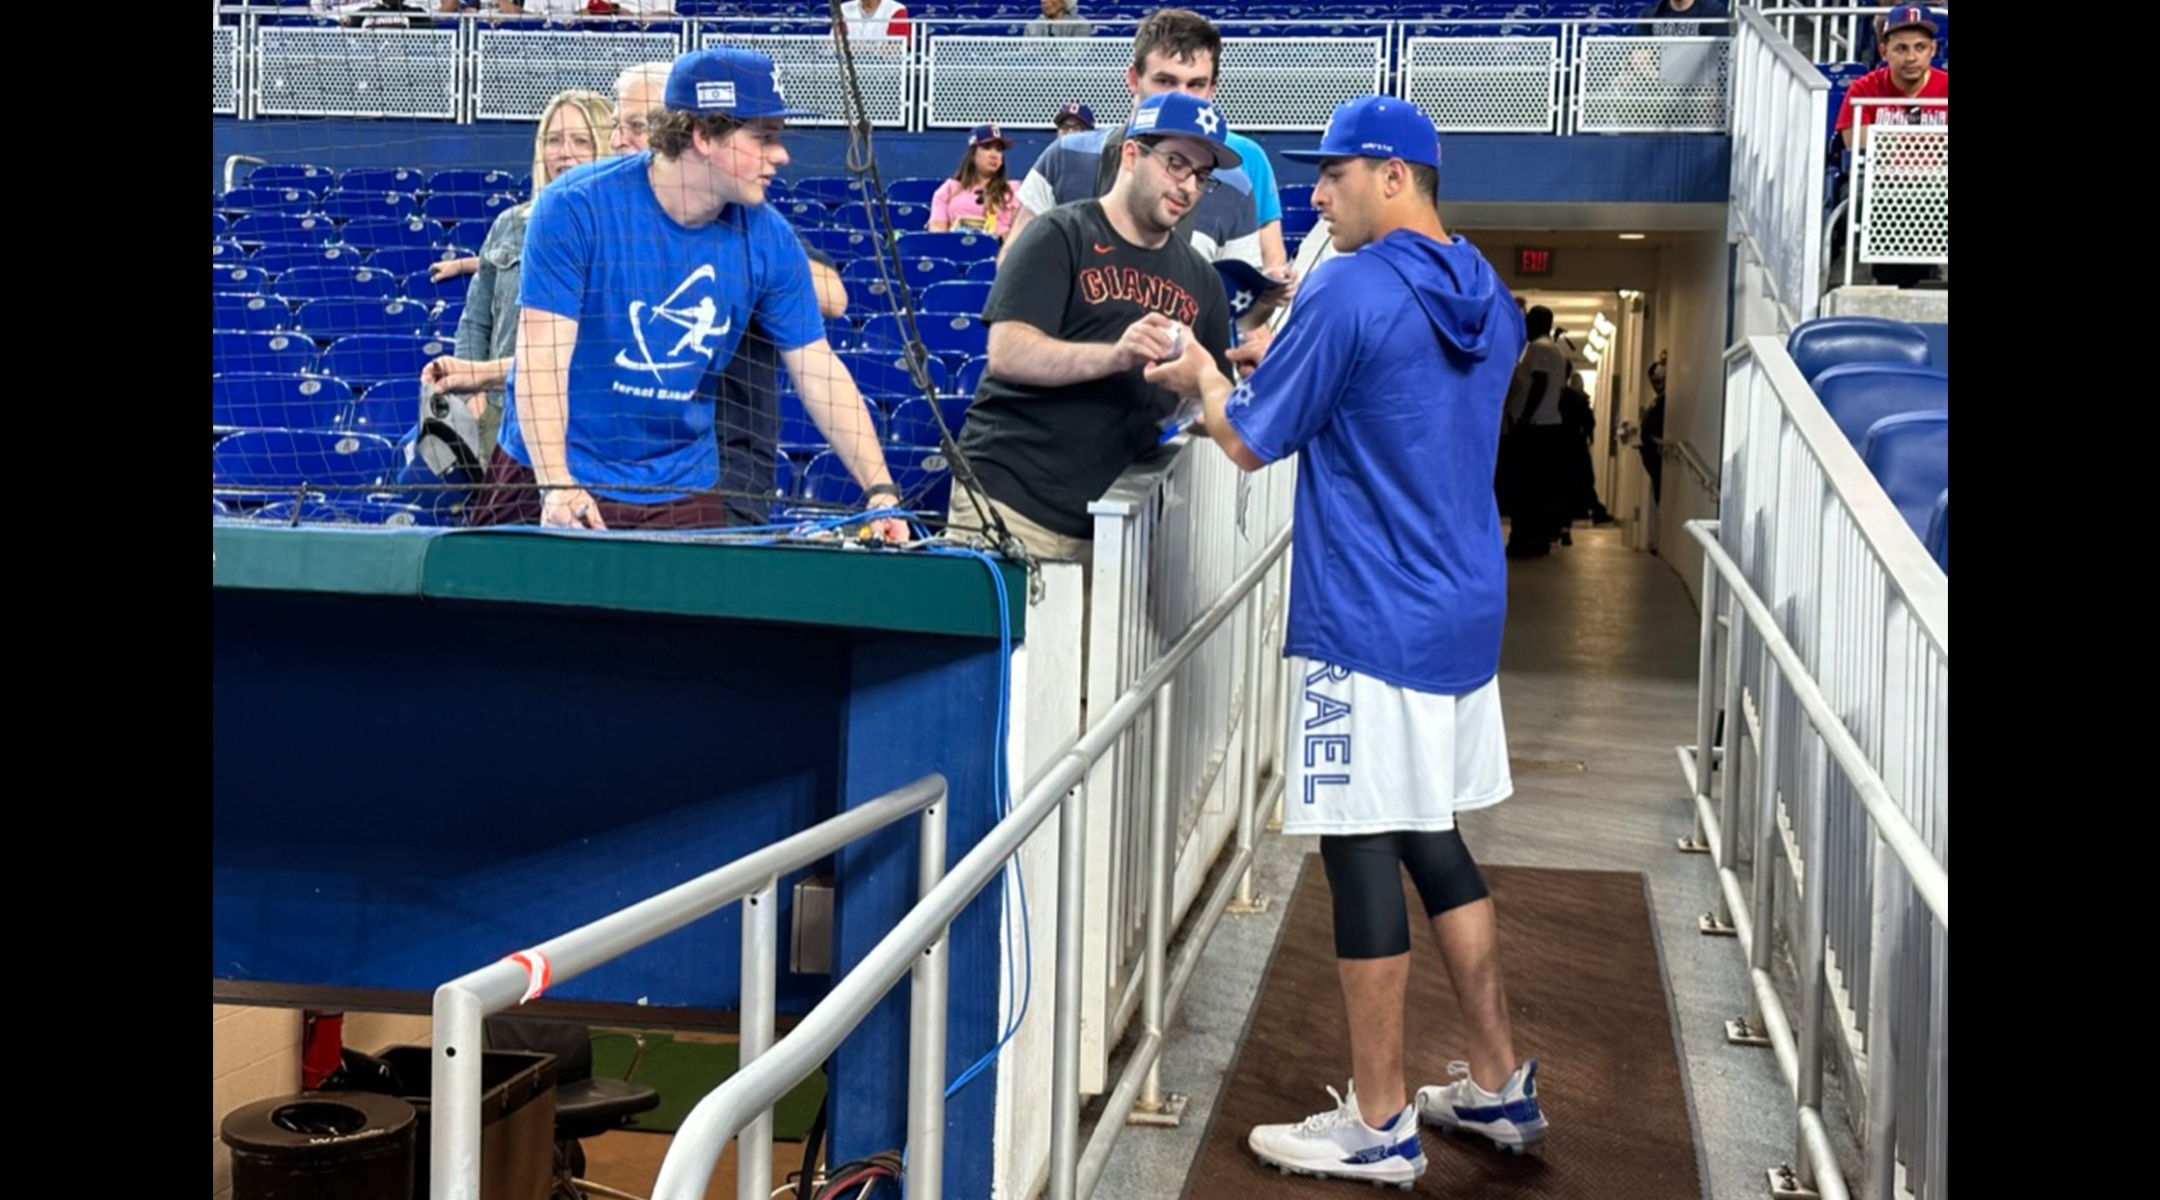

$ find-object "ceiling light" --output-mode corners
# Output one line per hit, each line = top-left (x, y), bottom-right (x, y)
(1617, 233), (1647, 241)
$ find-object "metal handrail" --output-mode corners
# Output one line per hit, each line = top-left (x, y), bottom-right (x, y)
(1669, 437), (1721, 499)
(428, 774), (949, 1200)
(1686, 522), (1946, 926)
(653, 524), (1293, 1200)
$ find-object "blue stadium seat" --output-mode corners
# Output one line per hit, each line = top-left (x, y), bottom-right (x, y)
(321, 190), (422, 223)
(1923, 489), (1947, 572)
(402, 268), (467, 307)
(244, 496), (448, 529)
(898, 231), (999, 263)
(213, 374), (351, 432)
(213, 211), (229, 239)
(965, 258), (1000, 283)
(252, 244), (370, 277)
(953, 355), (988, 400)
(913, 312), (989, 373)
(1786, 315), (1933, 384)
(840, 348), (948, 404)
(921, 280), (993, 315)
(884, 395), (972, 447)
(1858, 411), (1948, 541)
(295, 298), (435, 340)
(798, 449), (862, 506)
(214, 264), (273, 294)
(344, 378), (424, 437)
(319, 334), (455, 389)
(772, 198), (831, 225)
(275, 264), (403, 302)
(793, 176), (873, 207)
(829, 201), (929, 231)
(854, 312), (911, 353)
(339, 167), (427, 194)
(779, 391), (824, 453)
(248, 163), (338, 191)
(370, 245), (473, 278)
(214, 293), (292, 333)
(801, 227), (879, 263)
(432, 300), (466, 338)
(230, 212), (342, 247)
(340, 218), (450, 251)
(888, 445), (953, 514)
(422, 191), (514, 229)
(887, 178), (945, 206)
(213, 238), (246, 264)
(222, 185), (320, 215)
(212, 429), (401, 493)
(1278, 183), (1314, 209)
(823, 315), (861, 352)
(429, 168), (518, 196)
(1279, 206), (1320, 240)
(214, 331), (318, 377)
(1810, 363), (1948, 448)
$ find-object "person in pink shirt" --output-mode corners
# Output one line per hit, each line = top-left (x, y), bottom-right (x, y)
(928, 124), (1022, 237)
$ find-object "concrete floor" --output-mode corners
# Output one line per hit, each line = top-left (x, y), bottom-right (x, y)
(1091, 527), (1799, 1200)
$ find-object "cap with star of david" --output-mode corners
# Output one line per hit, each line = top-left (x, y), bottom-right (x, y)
(664, 47), (822, 121)
(1126, 92), (1241, 170)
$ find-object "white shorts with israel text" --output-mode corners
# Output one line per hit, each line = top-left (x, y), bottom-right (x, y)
(1283, 660), (1512, 836)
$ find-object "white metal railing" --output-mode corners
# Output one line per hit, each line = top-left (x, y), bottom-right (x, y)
(1843, 104), (1947, 286)
(1755, 2), (1880, 65)
(1730, 7), (1829, 333)
(427, 775), (950, 1200)
(1079, 438), (1296, 1094)
(216, 8), (1736, 134)
(214, 24), (241, 114)
(651, 504), (1297, 1200)
(1680, 335), (1947, 1200)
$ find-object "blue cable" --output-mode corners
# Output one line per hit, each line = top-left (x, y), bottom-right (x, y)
(923, 545), (1034, 1102)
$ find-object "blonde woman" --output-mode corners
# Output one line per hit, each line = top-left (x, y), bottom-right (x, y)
(419, 89), (615, 455)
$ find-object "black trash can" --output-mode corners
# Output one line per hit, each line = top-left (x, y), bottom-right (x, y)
(377, 1046), (558, 1200)
(221, 1091), (417, 1200)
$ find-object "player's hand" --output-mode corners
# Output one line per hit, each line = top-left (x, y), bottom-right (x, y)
(422, 355), (487, 395)
(1247, 264), (1300, 318)
(1227, 337), (1269, 377)
(1114, 313), (1182, 370)
(866, 516), (909, 544)
(542, 486), (607, 530)
(1142, 334), (1216, 397)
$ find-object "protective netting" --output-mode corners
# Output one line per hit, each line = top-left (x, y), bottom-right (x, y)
(217, 23), (998, 546)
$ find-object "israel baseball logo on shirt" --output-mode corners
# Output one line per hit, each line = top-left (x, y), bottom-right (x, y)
(616, 264), (731, 383)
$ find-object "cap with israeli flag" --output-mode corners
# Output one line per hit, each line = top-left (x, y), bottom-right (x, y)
(1126, 92), (1242, 169)
(664, 47), (821, 121)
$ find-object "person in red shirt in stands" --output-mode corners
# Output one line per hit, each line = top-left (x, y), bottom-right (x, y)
(1836, 4), (1946, 151)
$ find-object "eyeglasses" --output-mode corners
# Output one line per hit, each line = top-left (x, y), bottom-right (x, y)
(1135, 142), (1220, 194)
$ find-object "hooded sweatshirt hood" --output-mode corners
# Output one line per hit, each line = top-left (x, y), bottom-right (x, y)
(1362, 228), (1512, 362)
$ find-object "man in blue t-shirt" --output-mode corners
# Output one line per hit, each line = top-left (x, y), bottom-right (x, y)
(472, 47), (904, 536)
(1000, 7), (1290, 334)
(1146, 96), (1548, 1188)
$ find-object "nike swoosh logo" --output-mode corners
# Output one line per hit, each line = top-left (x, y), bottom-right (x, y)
(1093, 242), (1116, 254)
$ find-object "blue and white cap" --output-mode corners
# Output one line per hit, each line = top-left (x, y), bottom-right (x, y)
(1126, 92), (1241, 169)
(1281, 96), (1441, 168)
(1214, 258), (1287, 319)
(664, 47), (821, 121)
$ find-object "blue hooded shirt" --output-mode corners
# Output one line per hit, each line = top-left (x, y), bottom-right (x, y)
(1224, 228), (1524, 694)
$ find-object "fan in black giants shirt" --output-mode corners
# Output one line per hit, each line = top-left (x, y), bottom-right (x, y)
(952, 92), (1236, 560)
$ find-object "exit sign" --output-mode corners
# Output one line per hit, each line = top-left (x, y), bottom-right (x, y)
(1518, 247), (1554, 275)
